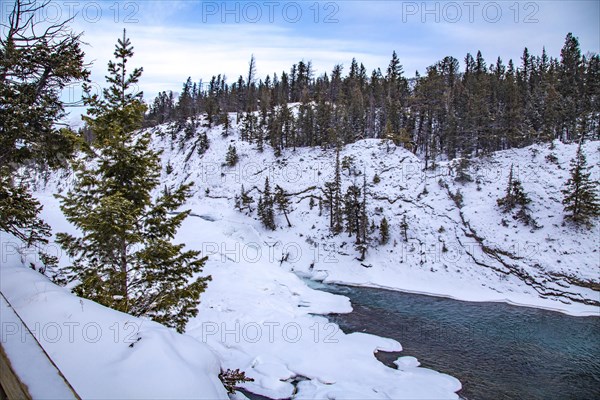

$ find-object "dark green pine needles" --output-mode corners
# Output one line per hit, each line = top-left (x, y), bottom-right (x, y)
(56, 30), (210, 333)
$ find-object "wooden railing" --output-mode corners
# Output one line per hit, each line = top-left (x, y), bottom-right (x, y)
(0, 293), (81, 400)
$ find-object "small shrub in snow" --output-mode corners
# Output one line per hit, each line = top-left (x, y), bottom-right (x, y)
(219, 369), (254, 394)
(379, 217), (390, 245)
(225, 145), (239, 167)
(497, 164), (536, 226)
(450, 189), (464, 208)
(545, 153), (558, 164)
(454, 158), (473, 184)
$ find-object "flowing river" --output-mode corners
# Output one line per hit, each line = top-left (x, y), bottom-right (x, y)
(305, 280), (600, 400)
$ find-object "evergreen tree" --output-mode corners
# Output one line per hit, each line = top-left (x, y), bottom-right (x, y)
(257, 195), (264, 220)
(222, 114), (231, 136)
(318, 197), (323, 216)
(0, 173), (51, 245)
(274, 185), (292, 227)
(562, 142), (600, 226)
(256, 123), (265, 153)
(0, 0), (87, 245)
(225, 145), (239, 167)
(241, 111), (257, 142)
(258, 177), (276, 229)
(558, 33), (583, 141)
(177, 77), (194, 123)
(497, 164), (535, 225)
(196, 131), (210, 155)
(356, 174), (369, 260)
(235, 184), (254, 214)
(454, 157), (473, 183)
(136, 34), (598, 164)
(497, 164), (530, 212)
(56, 31), (210, 333)
(323, 181), (336, 231)
(343, 184), (361, 241)
(323, 147), (344, 234)
(332, 147), (344, 233)
(400, 215), (408, 242)
(379, 217), (389, 245)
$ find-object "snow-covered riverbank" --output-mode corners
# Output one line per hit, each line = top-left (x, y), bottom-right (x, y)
(1, 194), (462, 398)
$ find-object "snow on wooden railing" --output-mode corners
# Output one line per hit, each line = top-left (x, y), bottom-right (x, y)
(0, 293), (81, 399)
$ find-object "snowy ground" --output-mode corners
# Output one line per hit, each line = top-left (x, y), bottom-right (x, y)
(0, 247), (228, 399)
(1, 193), (462, 399)
(4, 114), (598, 398)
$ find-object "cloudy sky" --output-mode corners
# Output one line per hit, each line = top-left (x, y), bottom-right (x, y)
(5, 0), (597, 123)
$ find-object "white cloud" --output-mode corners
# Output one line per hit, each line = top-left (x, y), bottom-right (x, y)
(73, 22), (400, 100)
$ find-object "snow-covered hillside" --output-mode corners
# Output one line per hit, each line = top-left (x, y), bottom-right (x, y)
(8, 113), (598, 398)
(30, 114), (600, 317)
(100, 115), (598, 316)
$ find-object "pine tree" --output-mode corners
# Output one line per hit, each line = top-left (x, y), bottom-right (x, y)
(177, 77), (194, 123)
(321, 147), (344, 234)
(257, 195), (264, 220)
(274, 185), (292, 227)
(0, 0), (87, 245)
(256, 124), (265, 153)
(56, 31), (210, 333)
(241, 112), (257, 142)
(558, 33), (583, 141)
(332, 147), (344, 234)
(497, 165), (530, 211)
(225, 145), (239, 167)
(196, 131), (209, 155)
(0, 173), (51, 245)
(380, 217), (389, 245)
(222, 114), (231, 137)
(343, 184), (361, 240)
(400, 215), (408, 242)
(318, 197), (323, 216)
(356, 174), (369, 260)
(258, 177), (276, 230)
(323, 182), (334, 228)
(562, 142), (600, 226)
(497, 164), (534, 225)
(454, 157), (473, 183)
(239, 185), (254, 213)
